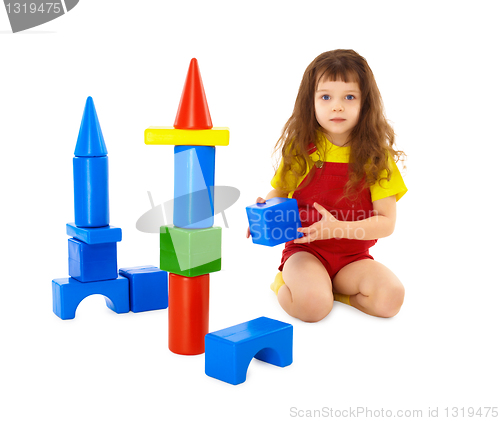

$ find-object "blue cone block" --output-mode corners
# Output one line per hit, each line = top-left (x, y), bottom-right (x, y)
(174, 145), (215, 229)
(119, 266), (168, 313)
(205, 317), (293, 385)
(74, 97), (108, 157)
(73, 96), (110, 228)
(52, 276), (129, 320)
(246, 197), (303, 247)
(68, 238), (117, 282)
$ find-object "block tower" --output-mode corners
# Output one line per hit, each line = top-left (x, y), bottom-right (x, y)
(145, 58), (229, 355)
(52, 97), (169, 320)
(52, 97), (129, 320)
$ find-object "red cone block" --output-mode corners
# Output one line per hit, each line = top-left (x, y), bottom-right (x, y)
(173, 58), (213, 130)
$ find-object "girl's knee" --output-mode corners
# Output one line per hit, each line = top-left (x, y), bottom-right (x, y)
(281, 259), (333, 322)
(374, 283), (405, 318)
(296, 289), (333, 322)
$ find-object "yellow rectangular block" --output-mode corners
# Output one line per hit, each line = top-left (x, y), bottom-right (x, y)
(144, 127), (230, 146)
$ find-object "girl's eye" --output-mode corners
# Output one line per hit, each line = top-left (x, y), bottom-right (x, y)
(321, 95), (330, 100)
(346, 95), (355, 100)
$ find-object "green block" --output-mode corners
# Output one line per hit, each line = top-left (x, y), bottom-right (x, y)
(160, 252), (221, 277)
(160, 225), (221, 276)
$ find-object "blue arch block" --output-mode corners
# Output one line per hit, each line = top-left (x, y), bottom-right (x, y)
(205, 317), (293, 385)
(52, 276), (129, 320)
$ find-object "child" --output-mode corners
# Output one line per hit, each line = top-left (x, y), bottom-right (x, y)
(246, 50), (407, 323)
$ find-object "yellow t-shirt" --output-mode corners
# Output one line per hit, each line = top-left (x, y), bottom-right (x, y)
(271, 134), (407, 202)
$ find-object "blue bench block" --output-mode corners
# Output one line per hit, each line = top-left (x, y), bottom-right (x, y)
(66, 222), (122, 244)
(68, 238), (117, 282)
(246, 197), (303, 247)
(119, 265), (168, 313)
(52, 276), (129, 320)
(174, 145), (215, 229)
(205, 316), (293, 385)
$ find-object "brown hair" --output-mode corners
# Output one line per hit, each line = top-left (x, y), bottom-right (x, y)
(273, 49), (406, 200)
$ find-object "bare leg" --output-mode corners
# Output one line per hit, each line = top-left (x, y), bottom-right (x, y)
(332, 259), (405, 318)
(279, 252), (334, 322)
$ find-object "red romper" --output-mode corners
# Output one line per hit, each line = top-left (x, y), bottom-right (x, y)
(278, 146), (377, 279)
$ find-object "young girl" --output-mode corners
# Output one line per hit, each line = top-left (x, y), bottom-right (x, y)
(246, 49), (407, 323)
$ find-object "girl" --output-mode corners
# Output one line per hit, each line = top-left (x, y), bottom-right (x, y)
(246, 49), (407, 323)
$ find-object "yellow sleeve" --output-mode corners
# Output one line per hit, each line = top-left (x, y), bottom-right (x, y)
(370, 156), (407, 202)
(271, 158), (300, 193)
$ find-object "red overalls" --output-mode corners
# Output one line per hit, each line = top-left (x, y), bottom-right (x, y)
(278, 147), (377, 279)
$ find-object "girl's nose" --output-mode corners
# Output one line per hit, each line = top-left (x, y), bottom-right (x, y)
(332, 104), (344, 112)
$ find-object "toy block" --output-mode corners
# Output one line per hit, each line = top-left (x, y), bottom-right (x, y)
(66, 223), (122, 244)
(205, 317), (293, 385)
(73, 97), (109, 228)
(246, 197), (303, 246)
(52, 276), (129, 320)
(144, 58), (230, 146)
(174, 58), (213, 130)
(159, 225), (221, 277)
(74, 97), (108, 157)
(169, 273), (209, 355)
(144, 126), (229, 146)
(68, 238), (117, 282)
(160, 251), (220, 278)
(119, 265), (168, 313)
(74, 156), (109, 228)
(174, 145), (215, 229)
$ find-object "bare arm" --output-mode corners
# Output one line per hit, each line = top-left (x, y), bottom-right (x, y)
(264, 188), (289, 201)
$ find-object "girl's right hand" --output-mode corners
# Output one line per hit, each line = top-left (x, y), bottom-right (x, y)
(246, 197), (266, 238)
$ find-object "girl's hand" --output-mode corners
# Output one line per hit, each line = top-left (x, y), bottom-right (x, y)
(246, 197), (266, 238)
(294, 202), (340, 243)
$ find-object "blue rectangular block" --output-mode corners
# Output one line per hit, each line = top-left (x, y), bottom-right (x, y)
(66, 222), (122, 244)
(119, 265), (168, 313)
(173, 145), (215, 229)
(68, 238), (117, 282)
(246, 197), (303, 247)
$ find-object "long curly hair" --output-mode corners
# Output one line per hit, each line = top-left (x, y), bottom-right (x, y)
(273, 49), (406, 200)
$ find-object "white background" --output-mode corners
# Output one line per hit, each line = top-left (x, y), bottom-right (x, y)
(1, 1), (499, 420)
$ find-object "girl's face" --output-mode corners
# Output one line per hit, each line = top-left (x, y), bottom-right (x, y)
(314, 77), (361, 147)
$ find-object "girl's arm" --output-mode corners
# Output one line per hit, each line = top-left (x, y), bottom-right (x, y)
(294, 195), (397, 243)
(252, 188), (289, 205)
(264, 188), (289, 201)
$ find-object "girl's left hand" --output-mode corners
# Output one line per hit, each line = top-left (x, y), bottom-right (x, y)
(294, 202), (340, 243)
